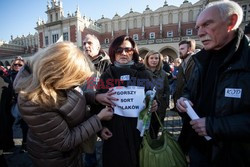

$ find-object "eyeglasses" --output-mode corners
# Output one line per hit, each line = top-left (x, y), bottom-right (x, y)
(116, 47), (134, 54)
(14, 64), (23, 67)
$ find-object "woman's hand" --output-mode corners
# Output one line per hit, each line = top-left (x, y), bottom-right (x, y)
(97, 106), (113, 121)
(150, 100), (158, 112)
(101, 127), (113, 140)
(96, 89), (118, 107)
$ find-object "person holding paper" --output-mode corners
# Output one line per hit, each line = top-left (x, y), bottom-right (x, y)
(95, 35), (158, 167)
(144, 50), (170, 139)
(176, 1), (250, 167)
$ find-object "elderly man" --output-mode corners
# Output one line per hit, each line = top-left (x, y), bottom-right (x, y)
(82, 34), (111, 167)
(83, 34), (110, 79)
(176, 1), (250, 167)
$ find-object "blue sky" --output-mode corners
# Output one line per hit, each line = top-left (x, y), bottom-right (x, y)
(0, 0), (198, 42)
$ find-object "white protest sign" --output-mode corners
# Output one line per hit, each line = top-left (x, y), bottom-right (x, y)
(111, 86), (146, 117)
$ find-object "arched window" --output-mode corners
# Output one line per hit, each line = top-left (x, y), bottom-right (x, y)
(118, 21), (121, 30)
(105, 24), (108, 32)
(134, 19), (137, 28)
(159, 14), (163, 24)
(142, 17), (145, 26)
(178, 12), (182, 22)
(188, 10), (193, 22)
(168, 13), (173, 24)
(150, 16), (154, 26)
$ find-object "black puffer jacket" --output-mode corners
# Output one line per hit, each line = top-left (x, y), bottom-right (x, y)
(181, 29), (250, 166)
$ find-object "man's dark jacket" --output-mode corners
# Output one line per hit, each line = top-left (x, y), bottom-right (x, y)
(173, 55), (195, 110)
(180, 29), (250, 167)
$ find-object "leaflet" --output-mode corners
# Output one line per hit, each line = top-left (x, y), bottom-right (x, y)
(184, 100), (212, 141)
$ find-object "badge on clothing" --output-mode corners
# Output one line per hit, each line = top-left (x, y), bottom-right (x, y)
(120, 75), (130, 81)
(225, 88), (242, 98)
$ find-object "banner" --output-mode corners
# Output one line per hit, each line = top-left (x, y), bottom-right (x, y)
(111, 86), (146, 117)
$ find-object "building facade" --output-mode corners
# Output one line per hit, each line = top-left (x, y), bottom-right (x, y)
(36, 0), (206, 61)
(0, 32), (38, 66)
(1, 0), (250, 65)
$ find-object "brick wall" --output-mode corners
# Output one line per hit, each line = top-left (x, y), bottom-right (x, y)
(39, 32), (43, 48)
(70, 25), (76, 42)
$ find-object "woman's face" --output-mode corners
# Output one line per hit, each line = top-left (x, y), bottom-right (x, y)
(148, 54), (160, 68)
(115, 40), (134, 64)
(12, 60), (24, 72)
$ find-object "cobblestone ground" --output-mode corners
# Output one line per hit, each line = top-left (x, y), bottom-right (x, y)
(4, 106), (182, 167)
(3, 123), (32, 167)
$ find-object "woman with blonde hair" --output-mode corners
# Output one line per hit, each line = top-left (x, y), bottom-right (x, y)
(144, 50), (170, 139)
(14, 42), (113, 167)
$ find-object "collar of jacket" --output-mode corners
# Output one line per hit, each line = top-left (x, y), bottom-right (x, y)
(106, 62), (146, 79)
(92, 50), (109, 64)
(148, 68), (163, 77)
(193, 28), (250, 71)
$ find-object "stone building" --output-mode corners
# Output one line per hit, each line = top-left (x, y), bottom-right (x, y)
(0, 32), (39, 66)
(1, 0), (249, 65)
(35, 0), (206, 61)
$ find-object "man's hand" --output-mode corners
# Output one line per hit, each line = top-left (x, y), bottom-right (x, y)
(176, 97), (193, 113)
(190, 118), (208, 136)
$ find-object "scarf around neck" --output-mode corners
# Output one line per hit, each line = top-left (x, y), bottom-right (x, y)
(114, 60), (135, 68)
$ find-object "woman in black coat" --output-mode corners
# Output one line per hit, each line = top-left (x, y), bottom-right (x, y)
(96, 35), (158, 167)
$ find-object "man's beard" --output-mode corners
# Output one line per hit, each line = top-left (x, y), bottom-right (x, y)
(180, 53), (187, 59)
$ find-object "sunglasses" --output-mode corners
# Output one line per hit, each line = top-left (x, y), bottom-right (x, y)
(14, 64), (23, 67)
(116, 47), (134, 54)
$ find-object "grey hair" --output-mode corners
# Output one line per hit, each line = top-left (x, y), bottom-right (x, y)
(84, 34), (101, 48)
(206, 0), (243, 30)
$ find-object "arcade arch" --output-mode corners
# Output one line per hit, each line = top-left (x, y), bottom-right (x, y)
(138, 48), (149, 59)
(159, 47), (178, 63)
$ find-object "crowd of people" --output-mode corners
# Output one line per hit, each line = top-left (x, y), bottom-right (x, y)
(0, 1), (250, 167)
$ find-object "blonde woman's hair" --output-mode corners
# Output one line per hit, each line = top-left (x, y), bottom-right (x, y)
(17, 42), (95, 108)
(173, 58), (182, 66)
(144, 50), (163, 71)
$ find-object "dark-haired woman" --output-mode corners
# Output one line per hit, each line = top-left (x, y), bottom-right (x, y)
(96, 35), (158, 167)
